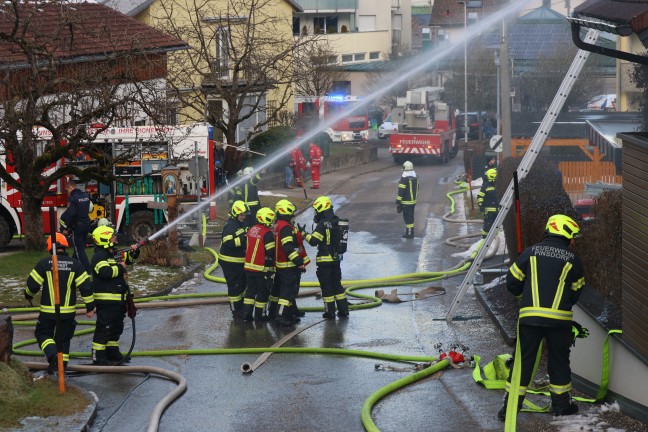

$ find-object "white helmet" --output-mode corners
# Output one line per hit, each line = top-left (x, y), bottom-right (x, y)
(243, 167), (254, 176)
(402, 161), (414, 171)
(236, 170), (244, 178)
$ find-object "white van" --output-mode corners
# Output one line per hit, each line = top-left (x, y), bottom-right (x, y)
(585, 94), (616, 111)
(378, 113), (399, 139)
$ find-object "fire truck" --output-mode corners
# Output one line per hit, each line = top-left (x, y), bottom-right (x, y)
(295, 95), (383, 144)
(0, 123), (218, 250)
(388, 87), (458, 164)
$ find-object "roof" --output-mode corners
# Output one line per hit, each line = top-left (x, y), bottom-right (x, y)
(512, 111), (641, 139)
(430, 0), (508, 27)
(336, 60), (399, 73)
(98, 0), (154, 17)
(573, 0), (648, 34)
(0, 2), (187, 68)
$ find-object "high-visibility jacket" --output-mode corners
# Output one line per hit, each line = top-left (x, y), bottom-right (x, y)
(242, 173), (262, 209)
(396, 172), (418, 206)
(219, 217), (247, 264)
(91, 246), (139, 303)
(304, 210), (340, 265)
(26, 252), (94, 316)
(275, 219), (310, 269)
(309, 144), (322, 167)
(507, 236), (585, 327)
(477, 180), (498, 213)
(244, 223), (275, 272)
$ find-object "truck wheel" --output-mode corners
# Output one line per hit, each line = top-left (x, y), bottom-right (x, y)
(393, 154), (403, 164)
(126, 211), (157, 243)
(0, 217), (12, 251)
(449, 141), (459, 159)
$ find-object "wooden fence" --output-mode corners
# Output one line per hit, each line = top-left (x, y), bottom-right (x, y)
(559, 161), (622, 194)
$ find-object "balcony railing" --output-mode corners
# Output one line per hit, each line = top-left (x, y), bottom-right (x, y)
(296, 0), (357, 12)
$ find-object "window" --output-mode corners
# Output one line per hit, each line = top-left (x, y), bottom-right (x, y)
(215, 28), (230, 78)
(355, 53), (365, 61)
(369, 51), (380, 60)
(326, 16), (338, 34)
(314, 17), (325, 34)
(341, 54), (353, 63)
(358, 15), (376, 31)
(293, 17), (300, 36)
(341, 53), (367, 63)
(314, 16), (338, 34)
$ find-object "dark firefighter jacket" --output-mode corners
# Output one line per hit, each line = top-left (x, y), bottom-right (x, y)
(242, 173), (262, 209)
(507, 236), (585, 328)
(91, 246), (140, 303)
(219, 217), (247, 264)
(396, 173), (418, 206)
(26, 252), (94, 316)
(477, 180), (498, 213)
(304, 209), (340, 265)
(275, 218), (309, 269)
(244, 224), (275, 272)
(60, 189), (92, 230)
(227, 186), (242, 207)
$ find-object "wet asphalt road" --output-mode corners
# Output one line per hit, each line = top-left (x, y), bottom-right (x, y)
(13, 149), (555, 431)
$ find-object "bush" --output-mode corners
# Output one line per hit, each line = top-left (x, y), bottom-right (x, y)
(249, 126), (295, 171)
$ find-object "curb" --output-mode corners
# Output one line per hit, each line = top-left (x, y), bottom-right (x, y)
(474, 285), (516, 346)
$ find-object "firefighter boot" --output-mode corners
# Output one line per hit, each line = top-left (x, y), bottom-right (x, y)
(336, 298), (350, 318)
(290, 301), (305, 319)
(106, 346), (128, 364)
(276, 307), (295, 327)
(267, 300), (279, 319)
(551, 392), (578, 417)
(241, 304), (254, 322)
(322, 302), (336, 319)
(254, 307), (269, 322)
(403, 228), (414, 238)
(497, 393), (525, 421)
(231, 300), (244, 318)
(92, 349), (111, 366)
(46, 356), (58, 375)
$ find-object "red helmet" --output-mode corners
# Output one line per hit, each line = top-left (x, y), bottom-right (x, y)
(47, 233), (69, 251)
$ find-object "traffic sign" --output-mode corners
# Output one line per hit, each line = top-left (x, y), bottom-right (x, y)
(490, 135), (503, 153)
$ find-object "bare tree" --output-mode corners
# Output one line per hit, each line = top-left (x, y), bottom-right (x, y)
(293, 41), (348, 97)
(0, 1), (181, 251)
(153, 0), (316, 175)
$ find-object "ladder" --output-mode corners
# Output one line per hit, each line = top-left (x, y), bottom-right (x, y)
(446, 28), (600, 321)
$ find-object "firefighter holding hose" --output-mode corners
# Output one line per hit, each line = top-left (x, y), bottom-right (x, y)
(90, 225), (140, 365)
(25, 233), (95, 374)
(498, 214), (584, 420)
(219, 200), (249, 319)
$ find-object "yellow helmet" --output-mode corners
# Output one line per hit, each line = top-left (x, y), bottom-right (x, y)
(486, 168), (497, 181)
(312, 196), (332, 213)
(92, 226), (116, 248)
(545, 214), (580, 240)
(231, 200), (248, 217)
(256, 207), (275, 226)
(275, 199), (296, 216)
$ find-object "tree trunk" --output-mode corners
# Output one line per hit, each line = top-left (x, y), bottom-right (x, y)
(0, 316), (13, 364)
(23, 194), (46, 251)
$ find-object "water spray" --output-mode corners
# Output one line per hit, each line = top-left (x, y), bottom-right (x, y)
(145, 0), (532, 243)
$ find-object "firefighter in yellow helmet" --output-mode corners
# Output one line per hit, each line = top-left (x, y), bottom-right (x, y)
(302, 196), (349, 318)
(242, 207), (276, 322)
(498, 214), (585, 420)
(90, 225), (140, 365)
(219, 201), (249, 319)
(25, 233), (94, 374)
(478, 168), (498, 238)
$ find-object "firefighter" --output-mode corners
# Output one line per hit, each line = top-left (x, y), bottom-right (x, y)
(25, 233), (94, 373)
(242, 207), (276, 322)
(60, 179), (93, 274)
(396, 161), (418, 239)
(483, 156), (497, 182)
(308, 142), (323, 189)
(290, 146), (308, 187)
(302, 196), (349, 319)
(478, 168), (498, 239)
(241, 166), (262, 227)
(498, 214), (584, 420)
(219, 200), (249, 319)
(227, 171), (244, 208)
(90, 225), (140, 365)
(272, 199), (310, 326)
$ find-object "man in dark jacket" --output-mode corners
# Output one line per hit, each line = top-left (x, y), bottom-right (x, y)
(25, 233), (94, 373)
(498, 214), (585, 420)
(303, 196), (349, 319)
(396, 161), (418, 239)
(60, 179), (93, 273)
(219, 200), (249, 319)
(90, 225), (140, 365)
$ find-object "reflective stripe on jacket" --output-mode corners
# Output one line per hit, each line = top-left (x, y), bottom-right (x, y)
(219, 217), (247, 264)
(275, 219), (309, 269)
(396, 173), (418, 206)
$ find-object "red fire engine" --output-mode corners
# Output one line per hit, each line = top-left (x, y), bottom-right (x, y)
(0, 124), (218, 249)
(295, 95), (383, 144)
(389, 87), (459, 164)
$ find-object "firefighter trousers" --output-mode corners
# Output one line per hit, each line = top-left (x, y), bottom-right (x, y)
(92, 302), (126, 352)
(35, 314), (77, 362)
(276, 268), (301, 315)
(507, 323), (573, 399)
(221, 261), (246, 310)
(311, 166), (320, 189)
(243, 271), (271, 310)
(402, 204), (415, 229)
(316, 262), (347, 313)
(482, 210), (498, 238)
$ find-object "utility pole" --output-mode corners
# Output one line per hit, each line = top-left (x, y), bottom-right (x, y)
(500, 17), (512, 157)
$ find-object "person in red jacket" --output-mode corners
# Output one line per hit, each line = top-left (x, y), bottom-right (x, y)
(242, 207), (276, 322)
(308, 142), (323, 189)
(290, 147), (308, 187)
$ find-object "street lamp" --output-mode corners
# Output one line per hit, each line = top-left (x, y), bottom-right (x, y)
(458, 0), (482, 146)
(494, 50), (500, 134)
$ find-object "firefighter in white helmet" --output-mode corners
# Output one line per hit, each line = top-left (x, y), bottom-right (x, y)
(396, 161), (418, 238)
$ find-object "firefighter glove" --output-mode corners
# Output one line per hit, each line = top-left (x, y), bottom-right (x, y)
(297, 223), (306, 232)
(24, 292), (33, 301)
(571, 321), (589, 346)
(85, 301), (95, 313)
(396, 205), (403, 213)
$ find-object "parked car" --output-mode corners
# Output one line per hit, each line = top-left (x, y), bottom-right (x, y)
(584, 94), (616, 112)
(574, 198), (595, 221)
(456, 111), (489, 140)
(378, 113), (399, 139)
